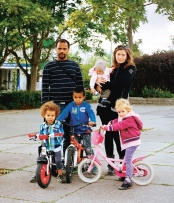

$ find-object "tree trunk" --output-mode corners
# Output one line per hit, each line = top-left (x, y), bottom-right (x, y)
(29, 65), (37, 90)
(127, 16), (133, 51)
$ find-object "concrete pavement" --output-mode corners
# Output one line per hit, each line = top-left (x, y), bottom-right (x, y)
(0, 104), (174, 203)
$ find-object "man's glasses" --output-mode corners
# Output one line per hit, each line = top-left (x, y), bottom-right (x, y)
(115, 45), (129, 50)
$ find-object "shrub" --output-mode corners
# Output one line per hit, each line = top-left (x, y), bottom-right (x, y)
(134, 51), (174, 95)
(142, 86), (174, 98)
(0, 91), (41, 110)
(85, 90), (92, 100)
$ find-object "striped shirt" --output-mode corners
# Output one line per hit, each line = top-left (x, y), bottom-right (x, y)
(41, 59), (84, 105)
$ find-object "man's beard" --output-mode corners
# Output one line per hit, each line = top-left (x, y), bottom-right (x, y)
(59, 53), (66, 59)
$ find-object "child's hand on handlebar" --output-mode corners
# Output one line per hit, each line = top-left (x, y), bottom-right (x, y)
(88, 122), (96, 127)
(101, 125), (109, 131)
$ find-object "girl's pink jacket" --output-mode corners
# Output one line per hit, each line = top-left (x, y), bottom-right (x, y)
(108, 110), (143, 145)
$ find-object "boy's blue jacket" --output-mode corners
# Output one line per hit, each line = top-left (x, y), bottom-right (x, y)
(57, 101), (96, 134)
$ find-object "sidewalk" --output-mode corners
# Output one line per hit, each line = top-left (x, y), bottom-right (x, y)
(0, 104), (174, 203)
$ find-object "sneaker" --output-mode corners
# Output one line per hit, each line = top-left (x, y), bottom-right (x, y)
(118, 178), (133, 190)
(57, 175), (66, 183)
(108, 165), (114, 175)
(91, 166), (97, 175)
(118, 181), (133, 190)
(73, 167), (78, 174)
(100, 99), (111, 106)
(30, 175), (36, 183)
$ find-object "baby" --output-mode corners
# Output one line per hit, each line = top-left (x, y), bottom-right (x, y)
(88, 59), (112, 105)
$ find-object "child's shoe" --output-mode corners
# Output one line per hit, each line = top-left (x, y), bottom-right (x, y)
(107, 165), (114, 175)
(30, 174), (37, 183)
(118, 177), (133, 190)
(57, 175), (66, 183)
(91, 166), (97, 175)
(100, 98), (111, 105)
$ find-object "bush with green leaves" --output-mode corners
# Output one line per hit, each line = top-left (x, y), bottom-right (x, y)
(142, 87), (174, 98)
(85, 90), (92, 100)
(0, 91), (41, 110)
(134, 51), (174, 95)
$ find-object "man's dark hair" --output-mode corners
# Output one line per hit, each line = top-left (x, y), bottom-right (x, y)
(73, 87), (85, 96)
(56, 39), (70, 48)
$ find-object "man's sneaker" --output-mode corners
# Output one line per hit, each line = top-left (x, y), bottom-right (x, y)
(57, 175), (66, 183)
(30, 175), (36, 183)
(73, 167), (78, 173)
(100, 99), (111, 106)
(91, 166), (97, 175)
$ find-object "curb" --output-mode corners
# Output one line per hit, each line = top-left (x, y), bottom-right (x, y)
(87, 97), (174, 105)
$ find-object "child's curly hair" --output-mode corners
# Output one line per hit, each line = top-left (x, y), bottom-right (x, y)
(115, 98), (132, 112)
(40, 101), (60, 118)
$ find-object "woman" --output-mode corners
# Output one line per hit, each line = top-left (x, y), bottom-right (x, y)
(96, 45), (136, 175)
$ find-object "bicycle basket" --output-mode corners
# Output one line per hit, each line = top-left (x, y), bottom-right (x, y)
(92, 129), (104, 145)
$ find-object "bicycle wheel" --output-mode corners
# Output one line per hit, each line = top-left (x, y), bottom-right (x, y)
(78, 158), (101, 183)
(36, 163), (51, 188)
(132, 161), (154, 186)
(65, 147), (75, 183)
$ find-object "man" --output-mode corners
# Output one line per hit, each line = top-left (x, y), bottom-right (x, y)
(30, 39), (84, 183)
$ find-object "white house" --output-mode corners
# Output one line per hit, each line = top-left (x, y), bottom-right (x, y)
(0, 62), (42, 91)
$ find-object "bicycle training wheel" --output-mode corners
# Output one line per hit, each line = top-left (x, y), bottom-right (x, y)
(132, 161), (154, 186)
(78, 158), (101, 183)
(36, 163), (51, 188)
(65, 147), (75, 183)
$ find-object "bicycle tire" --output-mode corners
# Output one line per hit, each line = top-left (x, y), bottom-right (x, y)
(36, 163), (51, 188)
(78, 158), (101, 183)
(65, 147), (75, 183)
(132, 161), (154, 186)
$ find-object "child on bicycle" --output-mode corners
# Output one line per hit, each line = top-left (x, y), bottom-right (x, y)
(57, 87), (96, 158)
(101, 98), (143, 190)
(30, 101), (66, 183)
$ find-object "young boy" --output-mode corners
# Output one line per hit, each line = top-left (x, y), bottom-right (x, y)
(30, 101), (66, 183)
(57, 87), (96, 157)
(101, 98), (143, 190)
(88, 59), (113, 105)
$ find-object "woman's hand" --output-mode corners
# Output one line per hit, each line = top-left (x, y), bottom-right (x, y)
(96, 85), (102, 93)
(96, 77), (107, 87)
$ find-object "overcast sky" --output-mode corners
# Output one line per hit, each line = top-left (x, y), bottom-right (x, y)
(102, 4), (174, 55)
(134, 4), (174, 54)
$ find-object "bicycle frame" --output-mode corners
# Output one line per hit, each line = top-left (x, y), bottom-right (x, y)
(64, 131), (85, 167)
(87, 144), (146, 177)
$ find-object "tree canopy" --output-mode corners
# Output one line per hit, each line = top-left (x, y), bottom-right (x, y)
(1, 0), (174, 91)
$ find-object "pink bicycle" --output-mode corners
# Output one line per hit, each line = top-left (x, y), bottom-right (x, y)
(78, 129), (154, 185)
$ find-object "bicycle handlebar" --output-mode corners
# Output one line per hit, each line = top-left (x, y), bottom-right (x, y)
(28, 133), (63, 141)
(61, 120), (96, 128)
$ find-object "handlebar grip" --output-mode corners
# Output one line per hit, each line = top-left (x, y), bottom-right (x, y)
(28, 133), (36, 138)
(54, 133), (63, 137)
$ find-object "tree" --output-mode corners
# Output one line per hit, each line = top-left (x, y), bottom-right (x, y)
(0, 0), (82, 90)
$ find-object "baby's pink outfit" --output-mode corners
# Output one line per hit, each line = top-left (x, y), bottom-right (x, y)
(88, 67), (112, 89)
